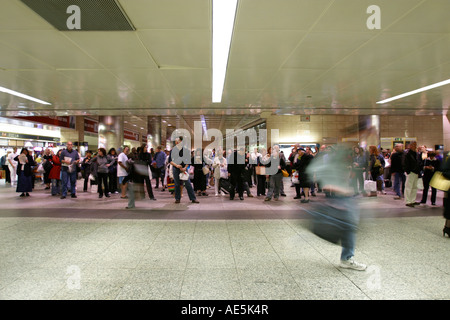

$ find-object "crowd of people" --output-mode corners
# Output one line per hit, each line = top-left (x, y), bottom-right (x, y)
(1, 140), (448, 209)
(2, 138), (450, 271)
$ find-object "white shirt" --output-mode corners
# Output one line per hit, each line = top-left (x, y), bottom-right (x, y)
(117, 152), (129, 177)
(7, 152), (17, 168)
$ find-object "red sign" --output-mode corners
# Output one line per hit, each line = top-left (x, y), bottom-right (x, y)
(13, 116), (75, 129)
(84, 118), (98, 133)
(124, 129), (139, 141)
(142, 135), (148, 143)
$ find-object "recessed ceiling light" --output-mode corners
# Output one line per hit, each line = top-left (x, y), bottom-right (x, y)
(376, 79), (450, 104)
(0, 86), (51, 105)
(212, 0), (238, 103)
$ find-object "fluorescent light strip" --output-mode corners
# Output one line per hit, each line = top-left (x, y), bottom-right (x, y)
(0, 86), (51, 105)
(212, 0), (238, 103)
(376, 79), (450, 104)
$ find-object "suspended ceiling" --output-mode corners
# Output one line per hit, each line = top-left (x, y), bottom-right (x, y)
(0, 0), (449, 131)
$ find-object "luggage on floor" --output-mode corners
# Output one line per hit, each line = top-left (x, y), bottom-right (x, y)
(384, 179), (392, 188)
(219, 178), (232, 194)
(364, 179), (377, 197)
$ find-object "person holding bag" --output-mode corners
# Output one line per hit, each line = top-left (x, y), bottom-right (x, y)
(213, 149), (227, 196)
(168, 136), (199, 204)
(420, 151), (440, 205)
(192, 148), (208, 196)
(49, 149), (62, 196)
(293, 148), (313, 203)
(256, 148), (268, 197)
(14, 148), (35, 197)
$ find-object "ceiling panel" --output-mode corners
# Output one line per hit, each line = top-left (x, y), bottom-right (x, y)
(137, 29), (210, 68)
(0, 44), (50, 69)
(0, 0), (54, 30)
(337, 33), (445, 70)
(63, 32), (159, 69)
(118, 0), (210, 30)
(0, 30), (102, 69)
(0, 0), (449, 120)
(282, 32), (375, 69)
(311, 0), (424, 33)
(228, 30), (306, 68)
(385, 0), (450, 34)
(236, 0), (333, 31)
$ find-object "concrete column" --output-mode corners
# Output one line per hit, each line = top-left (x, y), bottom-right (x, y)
(98, 116), (124, 151)
(147, 116), (161, 149)
(166, 125), (175, 150)
(443, 114), (450, 154)
(75, 116), (84, 146)
(358, 115), (380, 150)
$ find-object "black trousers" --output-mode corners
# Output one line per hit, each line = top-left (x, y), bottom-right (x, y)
(108, 170), (117, 193)
(2, 165), (10, 183)
(154, 167), (165, 188)
(257, 175), (266, 196)
(229, 172), (244, 198)
(97, 172), (109, 196)
(421, 177), (437, 204)
(143, 175), (155, 199)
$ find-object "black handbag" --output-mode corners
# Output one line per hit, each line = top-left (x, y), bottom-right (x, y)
(43, 160), (53, 172)
(305, 202), (356, 245)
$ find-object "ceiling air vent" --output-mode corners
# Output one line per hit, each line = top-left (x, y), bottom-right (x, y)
(20, 0), (135, 31)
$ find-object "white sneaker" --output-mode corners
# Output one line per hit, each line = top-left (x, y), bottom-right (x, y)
(215, 193), (219, 196)
(339, 257), (367, 271)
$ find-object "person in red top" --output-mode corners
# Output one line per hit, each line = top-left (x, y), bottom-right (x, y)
(49, 149), (62, 196)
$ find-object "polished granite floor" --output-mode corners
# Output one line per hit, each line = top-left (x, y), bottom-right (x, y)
(0, 177), (449, 300)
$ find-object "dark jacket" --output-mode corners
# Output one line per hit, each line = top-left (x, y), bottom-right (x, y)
(390, 151), (404, 174)
(227, 151), (246, 175)
(14, 154), (35, 176)
(403, 149), (420, 175)
(422, 158), (441, 181)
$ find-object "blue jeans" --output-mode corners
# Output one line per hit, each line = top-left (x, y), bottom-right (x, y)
(172, 166), (196, 201)
(61, 170), (77, 196)
(393, 172), (405, 197)
(51, 179), (61, 195)
(337, 197), (359, 261)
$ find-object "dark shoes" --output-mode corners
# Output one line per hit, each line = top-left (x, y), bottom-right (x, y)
(192, 200), (199, 203)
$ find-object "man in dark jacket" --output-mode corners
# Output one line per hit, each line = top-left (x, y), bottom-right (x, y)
(390, 144), (405, 199)
(227, 147), (246, 200)
(403, 141), (421, 207)
(168, 136), (199, 204)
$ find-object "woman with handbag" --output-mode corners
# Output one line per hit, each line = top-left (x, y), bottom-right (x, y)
(256, 148), (268, 197)
(264, 146), (286, 201)
(14, 148), (35, 197)
(420, 151), (440, 205)
(293, 148), (313, 203)
(49, 149), (62, 196)
(368, 146), (386, 195)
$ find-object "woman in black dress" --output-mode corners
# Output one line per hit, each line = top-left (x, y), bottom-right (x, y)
(293, 148), (313, 203)
(192, 148), (208, 196)
(14, 148), (35, 197)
